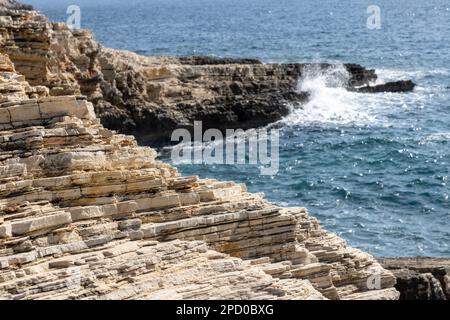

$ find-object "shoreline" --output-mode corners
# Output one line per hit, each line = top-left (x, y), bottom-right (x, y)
(0, 0), (447, 300)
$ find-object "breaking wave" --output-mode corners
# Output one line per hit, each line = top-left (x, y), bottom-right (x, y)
(281, 64), (378, 126)
(280, 66), (448, 129)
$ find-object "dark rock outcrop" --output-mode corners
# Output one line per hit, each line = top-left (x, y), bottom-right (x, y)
(379, 258), (450, 300)
(0, 3), (383, 146)
(352, 80), (416, 93)
(344, 63), (378, 87)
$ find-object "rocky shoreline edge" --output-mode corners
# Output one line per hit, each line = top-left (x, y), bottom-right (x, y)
(0, 0), (447, 300)
(1, 1), (415, 147)
(380, 258), (450, 300)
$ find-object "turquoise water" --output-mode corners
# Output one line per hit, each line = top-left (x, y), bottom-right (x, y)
(25, 0), (450, 257)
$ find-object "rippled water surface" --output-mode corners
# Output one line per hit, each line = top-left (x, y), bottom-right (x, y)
(26, 0), (450, 257)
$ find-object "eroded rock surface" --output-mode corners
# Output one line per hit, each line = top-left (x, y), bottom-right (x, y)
(0, 39), (401, 299)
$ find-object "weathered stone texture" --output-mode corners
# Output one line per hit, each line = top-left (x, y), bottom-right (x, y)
(0, 59), (398, 300)
(0, 1), (401, 300)
(0, 3), (382, 145)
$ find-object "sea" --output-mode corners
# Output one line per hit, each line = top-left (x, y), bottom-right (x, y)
(24, 0), (450, 257)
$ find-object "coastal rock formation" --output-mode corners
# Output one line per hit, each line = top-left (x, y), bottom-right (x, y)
(351, 80), (416, 93)
(3, 0), (439, 301)
(0, 2), (419, 146)
(0, 40), (401, 299)
(380, 258), (450, 300)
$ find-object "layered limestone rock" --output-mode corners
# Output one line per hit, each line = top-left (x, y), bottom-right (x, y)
(0, 3), (389, 145)
(0, 49), (400, 299)
(0, 0), (31, 11)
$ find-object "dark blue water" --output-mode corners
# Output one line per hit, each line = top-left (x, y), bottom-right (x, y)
(25, 0), (450, 257)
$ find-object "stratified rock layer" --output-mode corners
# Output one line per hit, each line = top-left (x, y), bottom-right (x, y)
(0, 45), (400, 299)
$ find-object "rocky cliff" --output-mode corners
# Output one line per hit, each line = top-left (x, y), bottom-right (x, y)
(380, 258), (450, 300)
(0, 3), (389, 146)
(0, 3), (403, 300)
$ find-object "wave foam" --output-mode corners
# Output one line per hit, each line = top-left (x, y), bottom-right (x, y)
(281, 65), (378, 126)
(280, 65), (449, 128)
